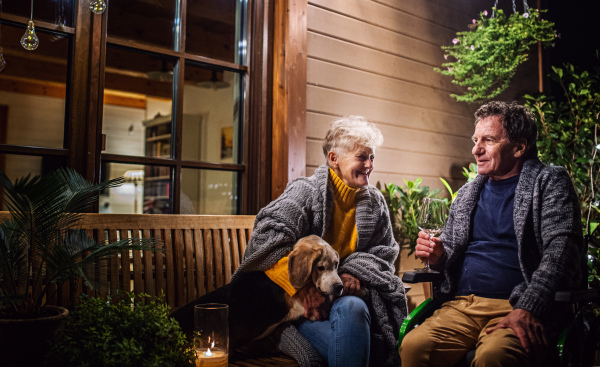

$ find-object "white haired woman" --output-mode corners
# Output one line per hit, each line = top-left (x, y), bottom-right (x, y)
(232, 116), (407, 367)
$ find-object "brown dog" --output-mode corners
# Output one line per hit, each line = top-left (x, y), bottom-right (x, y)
(170, 235), (346, 350)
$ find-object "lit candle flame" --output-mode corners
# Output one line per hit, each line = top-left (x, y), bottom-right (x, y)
(204, 348), (213, 357)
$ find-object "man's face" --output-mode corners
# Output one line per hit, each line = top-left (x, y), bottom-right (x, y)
(471, 116), (525, 181)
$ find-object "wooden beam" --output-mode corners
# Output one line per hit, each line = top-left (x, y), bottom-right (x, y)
(271, 0), (307, 200)
(246, 0), (274, 213)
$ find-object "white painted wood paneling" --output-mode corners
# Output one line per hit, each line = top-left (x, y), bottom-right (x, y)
(306, 0), (540, 307)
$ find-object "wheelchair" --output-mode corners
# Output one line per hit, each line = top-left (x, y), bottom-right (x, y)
(398, 268), (600, 366)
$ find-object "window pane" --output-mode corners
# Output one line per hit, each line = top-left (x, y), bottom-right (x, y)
(185, 0), (243, 63)
(103, 48), (173, 157)
(0, 154), (66, 210)
(0, 24), (68, 148)
(181, 64), (242, 164)
(1, 0), (74, 27)
(101, 162), (172, 214)
(107, 0), (176, 50)
(181, 169), (239, 214)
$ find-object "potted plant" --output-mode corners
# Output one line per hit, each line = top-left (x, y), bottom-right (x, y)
(0, 168), (160, 367)
(436, 7), (556, 102)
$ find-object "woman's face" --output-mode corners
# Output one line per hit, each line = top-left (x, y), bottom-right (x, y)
(328, 146), (375, 189)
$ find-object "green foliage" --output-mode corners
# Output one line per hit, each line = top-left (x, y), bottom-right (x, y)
(379, 179), (442, 255)
(436, 8), (556, 102)
(46, 292), (195, 367)
(524, 59), (600, 287)
(462, 163), (479, 183)
(0, 168), (162, 317)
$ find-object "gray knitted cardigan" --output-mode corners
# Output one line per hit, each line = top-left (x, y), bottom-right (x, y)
(232, 165), (407, 367)
(433, 158), (584, 319)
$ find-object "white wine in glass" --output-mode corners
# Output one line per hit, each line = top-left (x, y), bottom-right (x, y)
(417, 197), (448, 272)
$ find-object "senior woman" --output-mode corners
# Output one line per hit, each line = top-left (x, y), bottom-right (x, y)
(232, 116), (407, 367)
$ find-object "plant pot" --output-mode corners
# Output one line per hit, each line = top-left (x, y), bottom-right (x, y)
(0, 305), (69, 367)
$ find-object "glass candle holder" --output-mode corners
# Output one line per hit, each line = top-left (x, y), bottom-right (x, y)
(194, 303), (229, 367)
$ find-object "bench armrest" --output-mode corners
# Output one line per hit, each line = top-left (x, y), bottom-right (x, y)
(401, 269), (443, 284)
(555, 288), (600, 303)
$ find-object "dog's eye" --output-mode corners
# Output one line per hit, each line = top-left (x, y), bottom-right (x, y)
(317, 266), (325, 271)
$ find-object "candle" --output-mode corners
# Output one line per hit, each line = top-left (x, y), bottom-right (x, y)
(195, 348), (228, 367)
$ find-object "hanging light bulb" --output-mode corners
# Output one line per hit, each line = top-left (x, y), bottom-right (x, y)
(90, 0), (107, 14)
(21, 20), (39, 50)
(21, 0), (39, 51)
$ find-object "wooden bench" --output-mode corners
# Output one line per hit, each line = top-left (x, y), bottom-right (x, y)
(0, 212), (298, 366)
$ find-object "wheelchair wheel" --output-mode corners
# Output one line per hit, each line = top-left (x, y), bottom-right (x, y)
(583, 315), (600, 366)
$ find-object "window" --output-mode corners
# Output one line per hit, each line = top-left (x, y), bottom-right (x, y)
(0, 0), (269, 214)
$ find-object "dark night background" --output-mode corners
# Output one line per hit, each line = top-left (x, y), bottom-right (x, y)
(542, 0), (600, 95)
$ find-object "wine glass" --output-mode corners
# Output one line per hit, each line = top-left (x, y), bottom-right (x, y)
(416, 198), (448, 273)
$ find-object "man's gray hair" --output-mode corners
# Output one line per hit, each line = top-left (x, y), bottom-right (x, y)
(474, 101), (538, 159)
(322, 116), (384, 165)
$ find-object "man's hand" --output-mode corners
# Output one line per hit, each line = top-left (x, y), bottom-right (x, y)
(415, 231), (444, 265)
(340, 273), (361, 296)
(297, 282), (331, 321)
(486, 309), (547, 362)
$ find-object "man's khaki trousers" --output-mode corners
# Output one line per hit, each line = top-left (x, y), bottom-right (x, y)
(399, 295), (529, 367)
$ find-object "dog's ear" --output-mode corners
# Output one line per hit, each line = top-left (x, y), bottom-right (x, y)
(288, 237), (323, 289)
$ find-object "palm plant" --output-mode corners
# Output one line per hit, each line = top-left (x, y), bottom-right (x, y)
(0, 168), (160, 317)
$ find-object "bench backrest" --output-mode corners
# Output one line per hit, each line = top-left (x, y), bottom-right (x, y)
(0, 212), (255, 309)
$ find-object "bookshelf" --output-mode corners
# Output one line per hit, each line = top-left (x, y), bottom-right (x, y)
(142, 113), (172, 214)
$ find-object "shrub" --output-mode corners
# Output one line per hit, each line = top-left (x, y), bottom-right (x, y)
(46, 291), (195, 367)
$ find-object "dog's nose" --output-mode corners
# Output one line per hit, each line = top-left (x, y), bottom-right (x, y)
(334, 283), (344, 296)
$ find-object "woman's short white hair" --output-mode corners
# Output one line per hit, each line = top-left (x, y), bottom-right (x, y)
(322, 116), (383, 164)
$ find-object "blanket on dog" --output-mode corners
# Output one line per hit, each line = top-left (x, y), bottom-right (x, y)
(232, 165), (408, 367)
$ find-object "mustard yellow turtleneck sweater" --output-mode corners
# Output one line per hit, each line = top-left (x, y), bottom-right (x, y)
(264, 168), (359, 296)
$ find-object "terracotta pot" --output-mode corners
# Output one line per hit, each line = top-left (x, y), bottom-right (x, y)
(0, 305), (69, 367)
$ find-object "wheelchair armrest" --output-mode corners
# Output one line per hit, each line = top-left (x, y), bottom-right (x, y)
(402, 269), (444, 284)
(554, 288), (600, 303)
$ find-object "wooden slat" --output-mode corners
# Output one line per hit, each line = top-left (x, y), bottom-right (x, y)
(173, 229), (185, 306)
(230, 229), (241, 272)
(213, 229), (224, 288)
(142, 229), (156, 299)
(133, 230), (144, 295)
(240, 228), (249, 257)
(108, 229), (120, 296)
(97, 228), (108, 299)
(154, 229), (166, 297)
(204, 229), (215, 292)
(194, 229), (206, 297)
(120, 229), (131, 292)
(221, 229), (233, 284)
(184, 229), (195, 302)
(164, 229), (176, 307)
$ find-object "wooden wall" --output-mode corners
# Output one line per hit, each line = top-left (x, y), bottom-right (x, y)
(305, 0), (540, 307)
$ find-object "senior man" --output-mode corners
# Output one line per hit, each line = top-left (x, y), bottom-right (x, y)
(400, 101), (584, 367)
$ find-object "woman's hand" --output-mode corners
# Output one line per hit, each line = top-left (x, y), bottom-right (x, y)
(340, 273), (361, 296)
(415, 231), (444, 266)
(297, 282), (331, 321)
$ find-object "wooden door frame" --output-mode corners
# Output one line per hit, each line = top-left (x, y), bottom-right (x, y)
(270, 0), (308, 201)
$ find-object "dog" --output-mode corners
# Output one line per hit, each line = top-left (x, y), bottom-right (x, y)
(170, 235), (347, 351)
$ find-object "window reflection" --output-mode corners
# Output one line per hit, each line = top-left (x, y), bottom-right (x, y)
(102, 48), (174, 157)
(181, 168), (239, 215)
(107, 0), (177, 50)
(0, 0), (74, 28)
(0, 154), (66, 210)
(0, 24), (68, 148)
(185, 0), (241, 62)
(182, 64), (241, 164)
(101, 162), (172, 214)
